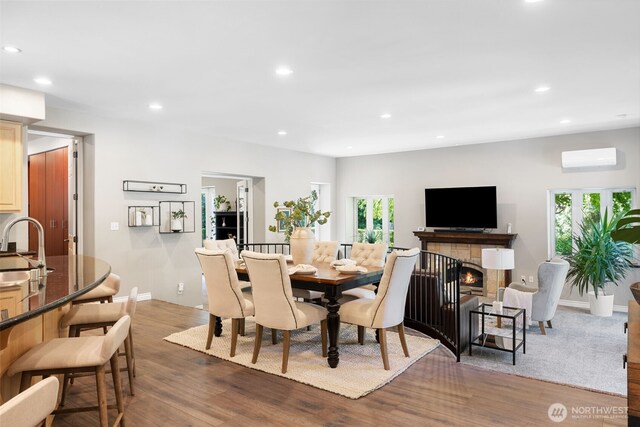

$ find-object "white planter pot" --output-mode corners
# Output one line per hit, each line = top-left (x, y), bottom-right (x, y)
(171, 219), (183, 232)
(588, 291), (614, 317)
(144, 214), (153, 226)
(290, 227), (315, 265)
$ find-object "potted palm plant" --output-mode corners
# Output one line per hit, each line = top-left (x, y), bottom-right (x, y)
(268, 191), (331, 264)
(565, 209), (634, 316)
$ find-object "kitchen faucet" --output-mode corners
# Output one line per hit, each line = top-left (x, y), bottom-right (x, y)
(1, 217), (47, 278)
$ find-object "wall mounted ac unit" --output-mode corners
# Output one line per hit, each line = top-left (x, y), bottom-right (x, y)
(561, 147), (617, 168)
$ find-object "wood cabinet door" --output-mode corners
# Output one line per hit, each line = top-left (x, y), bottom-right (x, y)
(0, 121), (23, 212)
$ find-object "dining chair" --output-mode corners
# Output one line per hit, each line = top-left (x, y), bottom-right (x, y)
(341, 242), (388, 301)
(339, 248), (420, 370)
(0, 376), (59, 427)
(195, 248), (255, 356)
(8, 316), (131, 427)
(241, 250), (328, 373)
(72, 273), (121, 304)
(292, 240), (339, 302)
(203, 238), (251, 290)
(61, 286), (138, 396)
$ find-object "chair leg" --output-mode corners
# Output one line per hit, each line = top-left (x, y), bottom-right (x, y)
(206, 314), (216, 349)
(19, 372), (32, 392)
(282, 330), (291, 374)
(271, 328), (278, 345)
(252, 324), (264, 364)
(357, 326), (365, 345)
(320, 320), (328, 357)
(397, 323), (410, 357)
(378, 328), (390, 370)
(129, 328), (136, 377)
(95, 365), (109, 427)
(123, 332), (135, 396)
(538, 321), (546, 335)
(110, 353), (125, 427)
(239, 318), (246, 336)
(230, 319), (239, 357)
(547, 320), (553, 329)
(60, 373), (70, 406)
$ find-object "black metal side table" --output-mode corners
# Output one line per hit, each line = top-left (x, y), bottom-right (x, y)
(469, 303), (526, 365)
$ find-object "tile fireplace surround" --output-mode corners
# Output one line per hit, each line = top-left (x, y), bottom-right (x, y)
(413, 231), (517, 297)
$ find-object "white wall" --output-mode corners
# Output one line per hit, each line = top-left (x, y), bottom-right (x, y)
(4, 106), (336, 307)
(336, 127), (640, 306)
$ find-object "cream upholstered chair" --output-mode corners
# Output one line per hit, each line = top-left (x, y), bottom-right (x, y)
(195, 248), (255, 356)
(341, 242), (389, 300)
(242, 251), (328, 373)
(203, 238), (250, 290)
(339, 248), (420, 370)
(8, 316), (131, 427)
(72, 273), (121, 304)
(0, 376), (58, 427)
(292, 240), (339, 302)
(61, 287), (138, 396)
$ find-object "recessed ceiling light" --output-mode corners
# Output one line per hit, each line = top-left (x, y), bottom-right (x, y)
(2, 46), (22, 53)
(34, 77), (52, 86)
(436, 135), (445, 139)
(277, 130), (287, 136)
(380, 113), (391, 119)
(535, 86), (550, 93)
(148, 103), (163, 110)
(560, 119), (571, 124)
(275, 66), (293, 77)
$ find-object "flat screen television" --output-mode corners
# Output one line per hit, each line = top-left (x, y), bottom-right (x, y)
(425, 186), (497, 230)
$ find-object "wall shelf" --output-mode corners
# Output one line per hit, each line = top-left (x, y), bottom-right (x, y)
(159, 201), (195, 234)
(128, 206), (159, 227)
(123, 180), (187, 194)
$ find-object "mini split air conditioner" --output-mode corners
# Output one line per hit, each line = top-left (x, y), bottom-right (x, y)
(561, 147), (617, 168)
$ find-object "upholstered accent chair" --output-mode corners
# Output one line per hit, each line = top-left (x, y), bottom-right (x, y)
(242, 251), (328, 374)
(339, 248), (420, 370)
(8, 316), (131, 427)
(72, 273), (121, 304)
(61, 286), (138, 396)
(0, 376), (58, 427)
(292, 240), (340, 302)
(500, 257), (569, 334)
(203, 238), (250, 290)
(195, 248), (255, 356)
(341, 242), (389, 301)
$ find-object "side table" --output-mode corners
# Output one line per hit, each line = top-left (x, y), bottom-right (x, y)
(469, 303), (526, 365)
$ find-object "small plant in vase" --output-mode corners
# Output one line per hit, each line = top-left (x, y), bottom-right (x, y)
(214, 195), (231, 212)
(171, 209), (187, 232)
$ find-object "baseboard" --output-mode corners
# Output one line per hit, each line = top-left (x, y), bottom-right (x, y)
(113, 292), (152, 303)
(558, 298), (628, 313)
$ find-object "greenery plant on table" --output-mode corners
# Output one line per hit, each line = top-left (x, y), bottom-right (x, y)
(268, 190), (331, 242)
(565, 208), (634, 298)
(214, 195), (231, 212)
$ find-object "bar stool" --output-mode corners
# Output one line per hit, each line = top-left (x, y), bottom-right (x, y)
(73, 273), (121, 305)
(7, 316), (131, 427)
(61, 287), (138, 396)
(0, 376), (58, 427)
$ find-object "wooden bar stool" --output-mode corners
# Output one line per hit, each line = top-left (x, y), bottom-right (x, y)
(7, 316), (131, 427)
(73, 273), (121, 305)
(61, 287), (138, 396)
(0, 376), (58, 427)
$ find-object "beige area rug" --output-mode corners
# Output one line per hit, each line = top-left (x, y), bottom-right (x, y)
(164, 318), (440, 399)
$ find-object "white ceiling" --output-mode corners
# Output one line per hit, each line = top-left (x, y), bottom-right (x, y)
(1, 0), (638, 157)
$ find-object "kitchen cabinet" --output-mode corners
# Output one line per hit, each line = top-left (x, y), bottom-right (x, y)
(0, 120), (23, 212)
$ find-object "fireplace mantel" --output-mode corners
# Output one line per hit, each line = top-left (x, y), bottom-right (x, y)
(412, 231), (517, 248)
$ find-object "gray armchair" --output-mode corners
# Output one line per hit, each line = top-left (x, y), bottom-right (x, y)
(500, 258), (569, 334)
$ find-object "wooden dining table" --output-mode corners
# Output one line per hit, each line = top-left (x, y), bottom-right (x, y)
(235, 261), (384, 368)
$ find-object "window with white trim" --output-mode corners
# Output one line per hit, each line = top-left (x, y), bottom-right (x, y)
(352, 196), (395, 246)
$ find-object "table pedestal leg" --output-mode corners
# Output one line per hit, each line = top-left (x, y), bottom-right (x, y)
(325, 288), (340, 368)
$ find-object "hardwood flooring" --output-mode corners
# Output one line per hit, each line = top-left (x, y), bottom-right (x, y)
(52, 300), (626, 426)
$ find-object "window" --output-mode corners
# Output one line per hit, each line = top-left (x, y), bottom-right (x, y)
(549, 188), (635, 257)
(201, 187), (216, 240)
(352, 196), (395, 246)
(311, 183), (330, 240)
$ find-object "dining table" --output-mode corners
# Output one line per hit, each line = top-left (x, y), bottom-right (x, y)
(235, 260), (384, 368)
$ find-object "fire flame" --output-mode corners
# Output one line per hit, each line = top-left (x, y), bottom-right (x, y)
(463, 272), (477, 284)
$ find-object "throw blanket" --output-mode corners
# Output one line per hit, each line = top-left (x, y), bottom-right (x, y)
(503, 287), (532, 326)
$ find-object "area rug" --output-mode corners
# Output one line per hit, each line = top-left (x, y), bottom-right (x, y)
(460, 305), (627, 396)
(164, 318), (440, 399)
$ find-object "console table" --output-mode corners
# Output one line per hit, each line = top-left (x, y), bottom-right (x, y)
(413, 230), (517, 284)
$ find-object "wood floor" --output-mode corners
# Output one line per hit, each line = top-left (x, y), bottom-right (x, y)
(53, 300), (626, 426)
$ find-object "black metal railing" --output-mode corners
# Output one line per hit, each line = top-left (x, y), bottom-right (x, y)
(237, 242), (464, 360)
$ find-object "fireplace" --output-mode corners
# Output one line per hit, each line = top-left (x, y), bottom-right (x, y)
(447, 262), (485, 296)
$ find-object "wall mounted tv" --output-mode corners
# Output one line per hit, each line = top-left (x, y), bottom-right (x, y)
(425, 186), (497, 230)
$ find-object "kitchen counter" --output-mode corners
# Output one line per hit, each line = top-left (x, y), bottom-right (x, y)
(0, 255), (111, 331)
